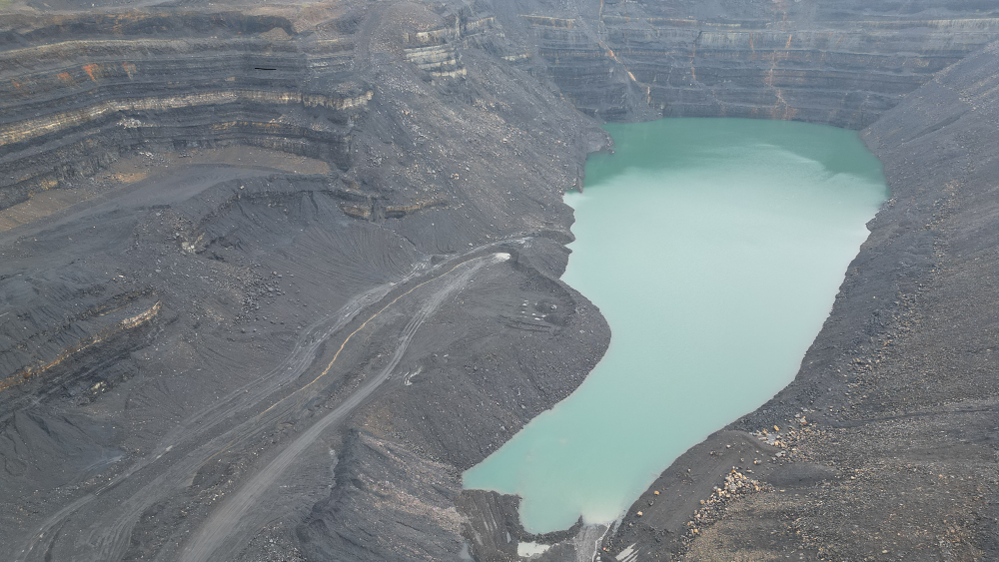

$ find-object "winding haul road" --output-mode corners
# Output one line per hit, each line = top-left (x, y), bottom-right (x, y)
(14, 245), (513, 562)
(182, 253), (506, 562)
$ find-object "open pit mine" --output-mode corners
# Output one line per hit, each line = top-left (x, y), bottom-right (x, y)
(2, 0), (999, 561)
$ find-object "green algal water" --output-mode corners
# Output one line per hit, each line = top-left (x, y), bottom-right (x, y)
(463, 118), (889, 533)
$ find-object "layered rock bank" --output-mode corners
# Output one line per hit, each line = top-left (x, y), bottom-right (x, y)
(1, 0), (998, 561)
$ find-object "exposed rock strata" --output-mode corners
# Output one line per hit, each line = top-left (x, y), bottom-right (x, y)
(0, 12), (368, 208)
(517, 0), (999, 126)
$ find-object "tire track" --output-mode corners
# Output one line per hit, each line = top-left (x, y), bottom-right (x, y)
(14, 281), (397, 562)
(181, 255), (502, 562)
(14, 248), (510, 562)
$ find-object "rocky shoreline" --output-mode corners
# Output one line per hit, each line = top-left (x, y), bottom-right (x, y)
(1, 0), (998, 560)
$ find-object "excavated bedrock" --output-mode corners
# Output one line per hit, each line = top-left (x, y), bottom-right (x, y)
(1, 0), (998, 561)
(518, 0), (999, 125)
(0, 11), (369, 209)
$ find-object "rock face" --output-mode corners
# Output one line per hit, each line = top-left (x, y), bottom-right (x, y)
(0, 12), (366, 208)
(1, 0), (999, 561)
(517, 0), (999, 126)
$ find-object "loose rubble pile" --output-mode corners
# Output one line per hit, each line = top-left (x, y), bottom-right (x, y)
(678, 469), (771, 549)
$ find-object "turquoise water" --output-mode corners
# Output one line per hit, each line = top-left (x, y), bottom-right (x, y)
(462, 118), (888, 533)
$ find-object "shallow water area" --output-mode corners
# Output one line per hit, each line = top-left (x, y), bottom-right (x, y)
(462, 118), (888, 533)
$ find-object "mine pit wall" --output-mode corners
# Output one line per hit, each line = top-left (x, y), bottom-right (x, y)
(0, 4), (506, 209)
(518, 0), (999, 127)
(0, 13), (367, 209)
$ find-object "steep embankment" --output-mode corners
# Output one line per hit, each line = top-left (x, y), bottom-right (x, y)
(514, 0), (999, 126)
(0, 12), (369, 209)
